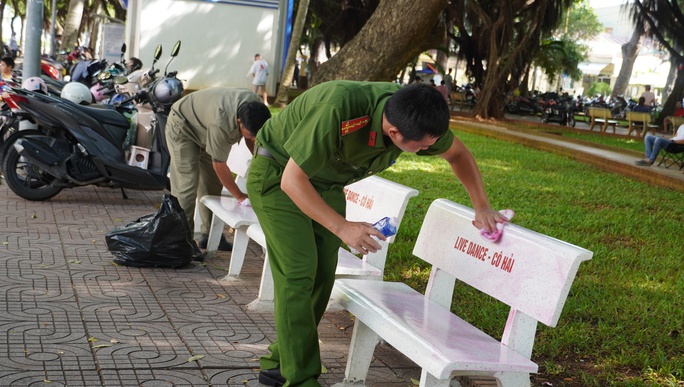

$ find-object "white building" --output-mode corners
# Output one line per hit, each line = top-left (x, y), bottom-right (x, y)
(125, 0), (291, 95)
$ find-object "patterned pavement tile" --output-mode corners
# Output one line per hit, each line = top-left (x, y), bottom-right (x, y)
(0, 182), (425, 385)
(85, 321), (196, 370)
(0, 369), (102, 386)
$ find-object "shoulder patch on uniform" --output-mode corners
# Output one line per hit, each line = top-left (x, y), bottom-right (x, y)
(341, 116), (370, 136)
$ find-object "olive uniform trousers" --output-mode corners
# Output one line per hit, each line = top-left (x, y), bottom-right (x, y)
(247, 151), (345, 387)
(165, 112), (224, 234)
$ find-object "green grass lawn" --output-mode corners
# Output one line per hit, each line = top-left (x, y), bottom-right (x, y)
(379, 128), (683, 386)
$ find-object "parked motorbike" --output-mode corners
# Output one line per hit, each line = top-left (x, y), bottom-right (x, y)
(540, 96), (576, 127)
(0, 41), (183, 202)
(505, 95), (541, 115)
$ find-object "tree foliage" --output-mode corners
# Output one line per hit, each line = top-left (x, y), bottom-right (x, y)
(629, 0), (684, 122)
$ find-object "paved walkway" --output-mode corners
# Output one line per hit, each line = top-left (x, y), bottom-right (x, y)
(0, 114), (681, 386)
(0, 186), (420, 386)
(452, 112), (684, 192)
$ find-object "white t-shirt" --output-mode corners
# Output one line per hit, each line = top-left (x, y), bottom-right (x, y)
(673, 124), (684, 141)
(250, 59), (269, 86)
(642, 91), (656, 106)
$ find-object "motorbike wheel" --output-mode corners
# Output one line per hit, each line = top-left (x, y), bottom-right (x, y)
(506, 104), (519, 114)
(2, 130), (63, 201)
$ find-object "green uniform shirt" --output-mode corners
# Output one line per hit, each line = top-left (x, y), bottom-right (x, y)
(170, 87), (262, 162)
(257, 80), (453, 188)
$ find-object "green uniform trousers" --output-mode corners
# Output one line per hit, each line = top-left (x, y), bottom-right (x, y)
(247, 152), (345, 387)
(165, 113), (224, 234)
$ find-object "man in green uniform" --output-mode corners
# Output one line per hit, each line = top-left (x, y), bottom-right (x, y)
(247, 81), (507, 387)
(166, 87), (271, 251)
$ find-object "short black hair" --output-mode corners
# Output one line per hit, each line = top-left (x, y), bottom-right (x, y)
(2, 57), (15, 68)
(384, 83), (450, 141)
(128, 57), (143, 72)
(238, 101), (271, 136)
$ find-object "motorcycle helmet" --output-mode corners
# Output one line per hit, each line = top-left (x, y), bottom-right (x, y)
(152, 77), (183, 107)
(90, 84), (108, 102)
(22, 76), (48, 94)
(61, 82), (93, 105)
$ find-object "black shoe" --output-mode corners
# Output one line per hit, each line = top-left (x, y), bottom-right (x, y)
(197, 234), (233, 251)
(634, 159), (652, 167)
(258, 368), (285, 387)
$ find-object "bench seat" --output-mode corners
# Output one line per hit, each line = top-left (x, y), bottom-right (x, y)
(200, 195), (259, 277)
(333, 279), (538, 377)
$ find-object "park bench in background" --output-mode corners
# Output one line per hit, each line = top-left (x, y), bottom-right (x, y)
(626, 111), (658, 137)
(245, 176), (418, 311)
(451, 91), (472, 112)
(588, 107), (618, 133)
(332, 199), (593, 387)
(665, 116), (684, 135)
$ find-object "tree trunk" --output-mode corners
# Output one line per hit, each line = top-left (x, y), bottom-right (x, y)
(611, 28), (642, 98)
(60, 0), (86, 53)
(656, 60), (684, 127)
(312, 0), (448, 85)
(0, 0), (7, 46)
(88, 3), (102, 53)
(274, 0), (310, 107)
(661, 55), (678, 102)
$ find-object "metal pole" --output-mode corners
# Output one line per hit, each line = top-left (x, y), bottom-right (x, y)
(50, 0), (57, 58)
(24, 0), (44, 79)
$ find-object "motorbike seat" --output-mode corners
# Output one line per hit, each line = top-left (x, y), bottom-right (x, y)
(76, 104), (131, 128)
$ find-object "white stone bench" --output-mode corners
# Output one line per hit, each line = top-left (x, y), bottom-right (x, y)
(198, 140), (258, 280)
(195, 141), (252, 235)
(332, 199), (593, 387)
(193, 139), (252, 234)
(245, 175), (419, 311)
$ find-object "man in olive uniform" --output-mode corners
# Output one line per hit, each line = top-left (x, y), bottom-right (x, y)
(166, 87), (271, 251)
(247, 81), (506, 386)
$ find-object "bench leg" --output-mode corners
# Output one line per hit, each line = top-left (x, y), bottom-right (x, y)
(206, 215), (226, 252)
(225, 226), (250, 277)
(245, 251), (275, 312)
(493, 371), (531, 387)
(419, 371), (457, 387)
(341, 320), (379, 385)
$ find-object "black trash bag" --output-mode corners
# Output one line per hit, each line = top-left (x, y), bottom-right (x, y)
(105, 194), (203, 268)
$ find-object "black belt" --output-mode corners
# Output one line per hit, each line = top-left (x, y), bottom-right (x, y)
(256, 147), (274, 159)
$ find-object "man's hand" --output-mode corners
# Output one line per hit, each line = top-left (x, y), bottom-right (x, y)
(472, 208), (510, 234)
(338, 221), (386, 254)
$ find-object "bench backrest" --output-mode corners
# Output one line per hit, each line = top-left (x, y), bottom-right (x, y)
(226, 139), (252, 192)
(413, 199), (592, 328)
(626, 111), (651, 122)
(343, 176), (418, 244)
(588, 107), (611, 119)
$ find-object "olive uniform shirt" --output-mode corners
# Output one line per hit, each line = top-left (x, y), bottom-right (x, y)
(256, 80), (454, 186)
(170, 87), (262, 162)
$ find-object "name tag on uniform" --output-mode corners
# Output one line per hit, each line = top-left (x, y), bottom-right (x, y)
(341, 116), (370, 136)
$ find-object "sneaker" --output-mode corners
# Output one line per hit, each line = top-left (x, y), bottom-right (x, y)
(634, 160), (652, 167)
(258, 368), (285, 387)
(197, 233), (233, 251)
